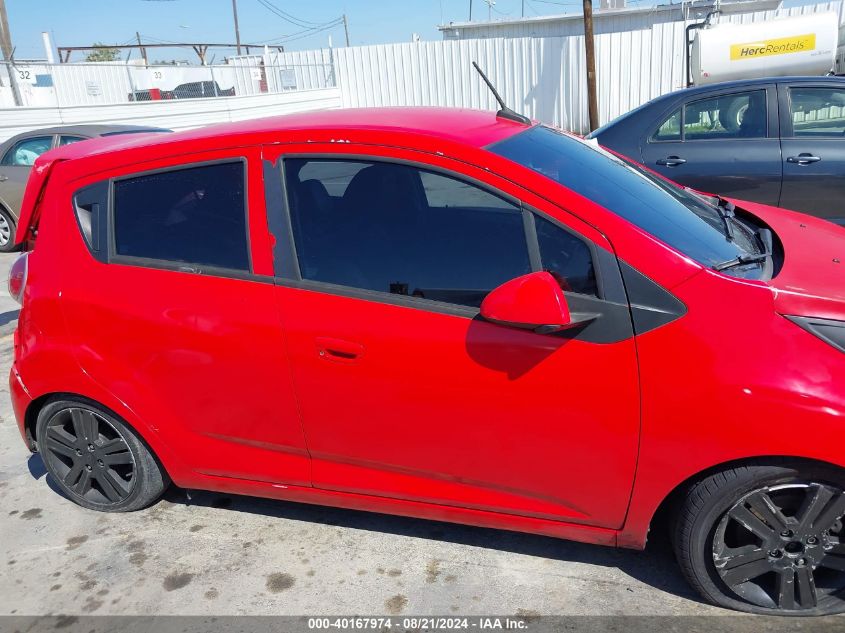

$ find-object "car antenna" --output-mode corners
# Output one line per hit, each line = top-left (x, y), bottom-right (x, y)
(472, 61), (532, 125)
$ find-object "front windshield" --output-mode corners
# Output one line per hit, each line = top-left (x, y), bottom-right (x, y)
(491, 125), (764, 277)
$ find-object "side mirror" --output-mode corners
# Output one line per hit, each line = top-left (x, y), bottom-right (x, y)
(481, 271), (578, 334)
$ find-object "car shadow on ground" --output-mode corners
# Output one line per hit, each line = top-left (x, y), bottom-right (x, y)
(26, 452), (703, 607)
(0, 309), (19, 327)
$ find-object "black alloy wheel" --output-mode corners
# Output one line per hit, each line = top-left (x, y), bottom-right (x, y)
(712, 483), (845, 611)
(36, 399), (167, 512)
(674, 461), (845, 615)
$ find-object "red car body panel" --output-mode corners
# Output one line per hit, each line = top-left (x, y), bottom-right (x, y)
(9, 107), (845, 551)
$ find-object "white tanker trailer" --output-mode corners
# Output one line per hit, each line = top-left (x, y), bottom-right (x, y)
(687, 12), (839, 86)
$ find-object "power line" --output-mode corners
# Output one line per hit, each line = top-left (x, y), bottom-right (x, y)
(255, 0), (337, 29)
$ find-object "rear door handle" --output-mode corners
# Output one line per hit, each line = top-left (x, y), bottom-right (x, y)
(656, 156), (687, 167)
(787, 154), (821, 165)
(316, 337), (365, 363)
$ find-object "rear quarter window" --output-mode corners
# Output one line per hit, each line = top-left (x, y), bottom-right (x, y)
(112, 161), (250, 272)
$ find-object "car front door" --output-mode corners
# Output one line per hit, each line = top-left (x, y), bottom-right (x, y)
(263, 143), (641, 529)
(640, 86), (782, 204)
(778, 83), (845, 223)
(58, 148), (310, 486)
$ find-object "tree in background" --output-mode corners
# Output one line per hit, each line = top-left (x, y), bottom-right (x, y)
(85, 43), (120, 62)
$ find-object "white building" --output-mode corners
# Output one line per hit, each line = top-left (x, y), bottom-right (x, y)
(440, 0), (783, 40)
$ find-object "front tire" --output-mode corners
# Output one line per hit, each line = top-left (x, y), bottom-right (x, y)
(36, 399), (167, 512)
(673, 461), (845, 615)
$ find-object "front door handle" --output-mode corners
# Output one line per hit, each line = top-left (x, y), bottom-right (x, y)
(316, 337), (365, 363)
(656, 156), (687, 167)
(0, 175), (8, 182)
(787, 153), (821, 165)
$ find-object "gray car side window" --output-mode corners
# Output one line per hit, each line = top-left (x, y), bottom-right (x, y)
(683, 90), (768, 140)
(1, 136), (53, 167)
(789, 87), (845, 138)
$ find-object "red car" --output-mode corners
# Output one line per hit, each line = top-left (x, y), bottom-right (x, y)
(8, 108), (845, 615)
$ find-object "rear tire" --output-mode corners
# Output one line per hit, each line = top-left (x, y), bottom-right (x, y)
(36, 398), (167, 512)
(0, 206), (17, 253)
(673, 460), (845, 615)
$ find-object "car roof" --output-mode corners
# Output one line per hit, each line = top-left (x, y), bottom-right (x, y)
(589, 75), (845, 138)
(41, 107), (531, 163)
(7, 124), (168, 140)
(657, 75), (845, 102)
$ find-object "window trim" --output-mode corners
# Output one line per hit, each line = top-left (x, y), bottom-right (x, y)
(784, 85), (845, 139)
(106, 157), (255, 276)
(266, 153), (606, 316)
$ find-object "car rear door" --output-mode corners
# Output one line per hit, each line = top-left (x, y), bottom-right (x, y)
(262, 142), (642, 530)
(778, 82), (845, 223)
(640, 85), (782, 204)
(56, 146), (310, 486)
(0, 134), (56, 218)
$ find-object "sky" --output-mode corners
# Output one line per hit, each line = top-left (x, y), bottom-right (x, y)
(4, 0), (822, 63)
(4, 0), (590, 63)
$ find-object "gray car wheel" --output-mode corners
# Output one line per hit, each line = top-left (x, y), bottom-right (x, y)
(0, 206), (17, 252)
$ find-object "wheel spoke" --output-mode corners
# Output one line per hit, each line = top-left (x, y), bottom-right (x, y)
(69, 409), (95, 442)
(799, 484), (835, 529)
(746, 491), (790, 533)
(72, 470), (93, 496)
(714, 544), (767, 571)
(796, 567), (818, 609)
(63, 462), (84, 487)
(819, 554), (845, 572)
(103, 452), (132, 466)
(777, 570), (796, 610)
(99, 438), (127, 456)
(720, 556), (773, 586)
(44, 437), (77, 459)
(811, 493), (845, 533)
(729, 503), (777, 540)
(95, 470), (125, 502)
(46, 426), (77, 449)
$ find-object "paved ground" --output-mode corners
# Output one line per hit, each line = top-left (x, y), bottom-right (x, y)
(0, 250), (729, 617)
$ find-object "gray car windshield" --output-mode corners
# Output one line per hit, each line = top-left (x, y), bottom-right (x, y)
(491, 125), (763, 276)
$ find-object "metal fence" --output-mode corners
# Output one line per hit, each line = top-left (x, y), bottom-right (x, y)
(0, 57), (336, 108)
(276, 0), (844, 133)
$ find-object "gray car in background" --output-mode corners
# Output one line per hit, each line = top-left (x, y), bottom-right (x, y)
(0, 124), (170, 251)
(587, 76), (845, 224)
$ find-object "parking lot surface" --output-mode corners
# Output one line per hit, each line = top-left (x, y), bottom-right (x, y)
(0, 250), (729, 617)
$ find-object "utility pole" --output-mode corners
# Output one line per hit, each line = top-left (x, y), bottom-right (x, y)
(231, 0), (242, 55)
(136, 31), (147, 64)
(342, 14), (350, 47)
(522, 0), (525, 17)
(583, 0), (599, 132)
(0, 0), (22, 106)
(469, 0), (473, 21)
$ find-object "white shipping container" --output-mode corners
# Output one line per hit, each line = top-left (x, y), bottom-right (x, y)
(690, 12), (838, 85)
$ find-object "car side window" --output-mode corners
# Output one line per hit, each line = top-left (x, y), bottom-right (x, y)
(789, 87), (845, 137)
(535, 215), (597, 297)
(683, 90), (768, 140)
(282, 159), (598, 308)
(1, 136), (53, 166)
(653, 109), (681, 141)
(112, 161), (250, 272)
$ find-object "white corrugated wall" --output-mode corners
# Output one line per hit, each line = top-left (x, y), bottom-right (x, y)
(280, 0), (844, 134)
